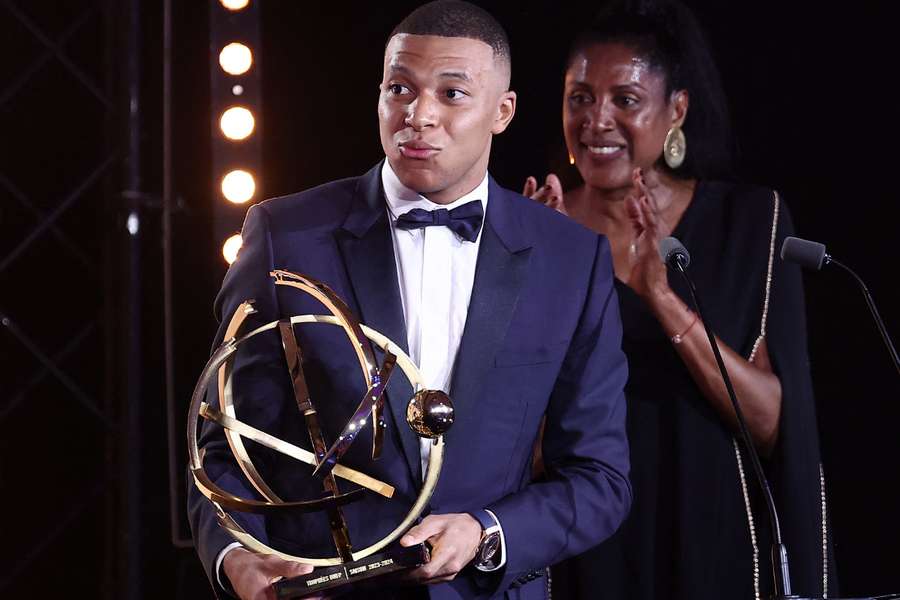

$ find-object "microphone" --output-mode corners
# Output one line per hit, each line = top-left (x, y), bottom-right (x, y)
(781, 236), (899, 376)
(780, 236), (827, 271)
(659, 236), (691, 270)
(659, 236), (794, 598)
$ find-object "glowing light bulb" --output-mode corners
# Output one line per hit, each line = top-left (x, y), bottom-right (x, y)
(222, 234), (243, 264)
(220, 0), (250, 10)
(219, 43), (253, 76)
(221, 169), (256, 203)
(220, 106), (255, 140)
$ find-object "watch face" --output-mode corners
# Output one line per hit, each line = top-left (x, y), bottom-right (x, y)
(477, 532), (501, 564)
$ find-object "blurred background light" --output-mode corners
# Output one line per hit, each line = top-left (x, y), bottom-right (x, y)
(219, 43), (253, 75)
(220, 0), (250, 11)
(222, 234), (243, 264)
(220, 106), (255, 140)
(221, 169), (256, 203)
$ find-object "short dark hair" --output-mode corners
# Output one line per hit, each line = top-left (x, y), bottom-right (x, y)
(390, 1), (511, 71)
(568, 0), (734, 180)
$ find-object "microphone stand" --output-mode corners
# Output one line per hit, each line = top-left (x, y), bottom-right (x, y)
(668, 245), (900, 600)
(667, 252), (794, 599)
(823, 255), (900, 376)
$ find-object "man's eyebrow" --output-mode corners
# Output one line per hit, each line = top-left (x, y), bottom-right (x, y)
(385, 63), (473, 83)
(386, 63), (413, 76)
(438, 70), (472, 82)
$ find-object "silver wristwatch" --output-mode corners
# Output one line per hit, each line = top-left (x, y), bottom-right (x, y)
(470, 509), (502, 570)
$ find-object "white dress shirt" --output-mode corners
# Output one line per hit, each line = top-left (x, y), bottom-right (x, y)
(382, 160), (506, 571)
(381, 159), (486, 468)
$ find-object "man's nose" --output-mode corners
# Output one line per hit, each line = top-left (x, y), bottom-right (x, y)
(404, 94), (438, 130)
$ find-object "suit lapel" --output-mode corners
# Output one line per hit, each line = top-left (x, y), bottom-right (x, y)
(334, 162), (421, 483)
(448, 180), (533, 436)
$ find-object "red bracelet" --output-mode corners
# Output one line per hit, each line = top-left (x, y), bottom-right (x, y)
(671, 311), (698, 344)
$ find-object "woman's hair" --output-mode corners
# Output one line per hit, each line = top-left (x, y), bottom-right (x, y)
(567, 0), (735, 180)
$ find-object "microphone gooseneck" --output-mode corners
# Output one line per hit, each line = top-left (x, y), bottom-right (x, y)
(659, 236), (793, 598)
(780, 236), (899, 376)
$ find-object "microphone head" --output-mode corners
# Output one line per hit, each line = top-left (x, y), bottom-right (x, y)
(659, 236), (691, 268)
(781, 236), (827, 271)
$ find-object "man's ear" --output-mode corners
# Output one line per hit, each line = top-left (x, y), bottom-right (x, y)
(492, 90), (517, 135)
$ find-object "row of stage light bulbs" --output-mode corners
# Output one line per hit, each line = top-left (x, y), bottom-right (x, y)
(220, 0), (253, 264)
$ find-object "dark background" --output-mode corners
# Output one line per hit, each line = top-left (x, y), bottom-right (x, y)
(1, 1), (897, 598)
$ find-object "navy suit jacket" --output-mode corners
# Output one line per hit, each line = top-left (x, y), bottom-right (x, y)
(188, 163), (632, 600)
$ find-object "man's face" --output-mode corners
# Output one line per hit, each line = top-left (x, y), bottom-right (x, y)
(378, 34), (515, 205)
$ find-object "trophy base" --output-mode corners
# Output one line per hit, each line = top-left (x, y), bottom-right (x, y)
(273, 544), (430, 599)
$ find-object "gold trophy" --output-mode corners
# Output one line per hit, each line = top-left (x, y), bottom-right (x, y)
(188, 270), (454, 598)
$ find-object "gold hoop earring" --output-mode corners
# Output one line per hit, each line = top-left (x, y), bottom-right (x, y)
(663, 126), (686, 169)
(568, 152), (576, 165)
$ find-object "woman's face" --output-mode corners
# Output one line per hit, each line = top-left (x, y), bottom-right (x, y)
(563, 42), (687, 191)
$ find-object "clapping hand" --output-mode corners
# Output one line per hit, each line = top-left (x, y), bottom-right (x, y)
(622, 167), (671, 302)
(523, 174), (566, 215)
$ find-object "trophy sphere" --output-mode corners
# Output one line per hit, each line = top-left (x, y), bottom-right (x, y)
(406, 390), (455, 438)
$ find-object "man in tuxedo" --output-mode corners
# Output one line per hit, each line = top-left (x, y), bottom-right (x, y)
(189, 2), (631, 599)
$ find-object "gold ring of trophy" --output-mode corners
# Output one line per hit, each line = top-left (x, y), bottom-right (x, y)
(187, 270), (455, 573)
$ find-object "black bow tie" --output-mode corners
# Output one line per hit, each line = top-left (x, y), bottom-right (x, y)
(394, 200), (484, 242)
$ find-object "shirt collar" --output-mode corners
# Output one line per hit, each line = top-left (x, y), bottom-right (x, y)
(381, 159), (489, 221)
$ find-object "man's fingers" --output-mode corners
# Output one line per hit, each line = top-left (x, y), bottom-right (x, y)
(400, 516), (444, 546)
(409, 542), (463, 584)
(222, 551), (315, 600)
(259, 555), (314, 580)
(282, 560), (315, 578)
(402, 513), (482, 585)
(254, 558), (317, 600)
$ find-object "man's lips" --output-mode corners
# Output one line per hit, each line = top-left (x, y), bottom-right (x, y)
(398, 141), (440, 160)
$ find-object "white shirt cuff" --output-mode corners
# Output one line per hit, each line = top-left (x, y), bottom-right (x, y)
(475, 509), (507, 572)
(215, 542), (244, 590)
